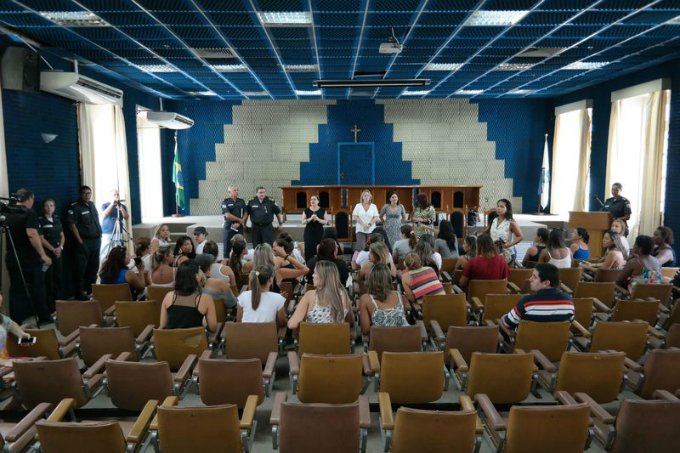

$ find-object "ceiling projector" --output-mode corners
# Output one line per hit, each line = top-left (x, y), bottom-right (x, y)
(379, 28), (403, 54)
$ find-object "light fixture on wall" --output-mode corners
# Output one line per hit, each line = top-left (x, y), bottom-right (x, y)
(314, 79), (430, 88)
(41, 133), (58, 143)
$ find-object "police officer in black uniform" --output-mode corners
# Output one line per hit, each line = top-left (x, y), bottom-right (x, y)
(244, 186), (284, 247)
(3, 188), (53, 324)
(38, 197), (65, 312)
(65, 186), (102, 300)
(221, 185), (247, 258)
(602, 182), (632, 221)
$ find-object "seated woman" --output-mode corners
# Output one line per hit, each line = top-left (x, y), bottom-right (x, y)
(454, 236), (477, 271)
(569, 227), (590, 261)
(522, 228), (548, 268)
(228, 234), (250, 279)
(538, 228), (572, 269)
(581, 230), (627, 272)
(401, 252), (445, 308)
(99, 246), (148, 296)
(236, 265), (286, 325)
(305, 238), (349, 286)
(135, 237), (152, 271)
(458, 234), (509, 290)
(652, 226), (676, 267)
(435, 220), (459, 259)
(321, 227), (344, 260)
(392, 224), (415, 266)
(288, 261), (353, 328)
(202, 241), (236, 286)
(278, 231), (306, 264)
(253, 243), (309, 293)
(0, 293), (32, 366)
(173, 235), (195, 267)
(416, 234), (441, 272)
(160, 261), (217, 332)
(149, 246), (175, 287)
(611, 219), (631, 256)
(149, 224), (171, 255)
(353, 232), (384, 270)
(359, 241), (397, 282)
(359, 263), (407, 335)
(196, 254), (237, 311)
(616, 235), (662, 290)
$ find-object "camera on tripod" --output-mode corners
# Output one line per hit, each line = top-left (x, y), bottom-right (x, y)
(0, 193), (22, 221)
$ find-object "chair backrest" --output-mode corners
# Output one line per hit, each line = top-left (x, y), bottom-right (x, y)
(91, 283), (132, 312)
(105, 360), (174, 411)
(481, 294), (523, 324)
(223, 322), (278, 365)
(36, 420), (126, 453)
(368, 326), (422, 361)
(574, 282), (616, 308)
(610, 399), (680, 453)
(13, 358), (89, 408)
(298, 323), (351, 355)
(380, 352), (445, 404)
(610, 299), (659, 324)
(595, 269), (622, 283)
(558, 267), (582, 291)
(466, 352), (534, 404)
(157, 405), (242, 453)
(445, 325), (499, 365)
(467, 280), (507, 303)
(198, 358), (265, 408)
(571, 298), (594, 329)
(391, 407), (477, 453)
(422, 293), (468, 331)
(212, 297), (227, 323)
(667, 323), (680, 348)
(6, 328), (61, 360)
(515, 321), (571, 362)
(637, 349), (680, 399)
(660, 267), (679, 279)
(630, 283), (672, 304)
(441, 258), (458, 274)
(508, 269), (533, 292)
(503, 403), (591, 453)
(279, 402), (359, 453)
(590, 321), (648, 362)
(79, 326), (137, 366)
(297, 354), (363, 404)
(55, 300), (102, 336)
(555, 351), (625, 403)
(153, 327), (208, 371)
(115, 300), (160, 336)
(146, 286), (174, 306)
(665, 304), (680, 330)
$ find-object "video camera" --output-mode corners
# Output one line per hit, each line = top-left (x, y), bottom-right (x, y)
(0, 194), (21, 218)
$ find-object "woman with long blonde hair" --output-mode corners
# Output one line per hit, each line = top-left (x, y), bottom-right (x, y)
(359, 241), (397, 282)
(352, 189), (379, 251)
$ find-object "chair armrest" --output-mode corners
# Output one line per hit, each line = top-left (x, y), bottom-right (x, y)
(3, 402), (53, 442)
(287, 351), (300, 376)
(47, 398), (77, 422)
(277, 327), (287, 342)
(367, 350), (380, 374)
(430, 320), (445, 345)
(358, 394), (370, 428)
(554, 390), (579, 406)
(269, 392), (288, 425)
(114, 351), (132, 361)
(459, 395), (484, 434)
(616, 286), (630, 299)
(207, 323), (223, 347)
(571, 320), (591, 338)
(592, 298), (612, 313)
(60, 340), (78, 357)
(361, 354), (372, 376)
(263, 352), (277, 379)
(449, 348), (468, 373)
(150, 396), (179, 431)
(127, 399), (158, 443)
(441, 271), (452, 282)
(452, 285), (464, 294)
(498, 322), (515, 343)
(574, 392), (615, 424)
(83, 353), (112, 379)
(470, 297), (483, 311)
(647, 325), (665, 339)
(475, 393), (506, 431)
(240, 395), (258, 430)
(653, 390), (680, 401)
(415, 320), (428, 344)
(560, 283), (573, 294)
(507, 282), (521, 293)
(378, 392), (394, 430)
(85, 374), (104, 396)
(173, 354), (197, 383)
(103, 305), (116, 317)
(59, 329), (81, 347)
(531, 349), (556, 373)
(623, 356), (643, 372)
(136, 325), (154, 344)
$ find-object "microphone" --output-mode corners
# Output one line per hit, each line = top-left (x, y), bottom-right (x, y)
(592, 194), (605, 209)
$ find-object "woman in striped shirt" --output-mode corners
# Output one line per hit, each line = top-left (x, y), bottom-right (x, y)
(400, 252), (445, 310)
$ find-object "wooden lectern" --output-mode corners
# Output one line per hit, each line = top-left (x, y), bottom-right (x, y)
(568, 211), (612, 258)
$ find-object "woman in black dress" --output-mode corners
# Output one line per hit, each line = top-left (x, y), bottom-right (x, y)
(301, 195), (327, 261)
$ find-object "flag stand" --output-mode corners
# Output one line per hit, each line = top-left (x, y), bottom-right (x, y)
(534, 133), (550, 215)
(171, 130), (184, 217)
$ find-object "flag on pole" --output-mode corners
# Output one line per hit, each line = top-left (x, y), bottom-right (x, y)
(172, 131), (185, 211)
(538, 133), (550, 211)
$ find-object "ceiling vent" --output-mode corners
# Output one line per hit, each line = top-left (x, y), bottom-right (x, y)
(516, 47), (567, 58)
(146, 111), (194, 129)
(40, 71), (123, 105)
(193, 48), (236, 59)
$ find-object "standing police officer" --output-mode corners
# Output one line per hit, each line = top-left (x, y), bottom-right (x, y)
(244, 186), (284, 247)
(221, 185), (246, 258)
(38, 197), (65, 312)
(603, 182), (632, 221)
(65, 185), (102, 300)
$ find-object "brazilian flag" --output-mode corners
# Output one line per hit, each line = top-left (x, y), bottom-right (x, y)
(172, 135), (185, 210)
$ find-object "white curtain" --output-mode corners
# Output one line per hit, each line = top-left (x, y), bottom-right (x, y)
(77, 103), (96, 188)
(573, 109), (592, 212)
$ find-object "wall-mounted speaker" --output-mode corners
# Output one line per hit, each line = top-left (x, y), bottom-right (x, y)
(1, 46), (40, 92)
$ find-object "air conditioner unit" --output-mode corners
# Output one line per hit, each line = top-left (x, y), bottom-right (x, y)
(146, 111), (194, 129)
(40, 71), (123, 106)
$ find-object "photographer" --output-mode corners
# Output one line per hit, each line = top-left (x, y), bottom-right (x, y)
(100, 189), (129, 264)
(3, 189), (53, 324)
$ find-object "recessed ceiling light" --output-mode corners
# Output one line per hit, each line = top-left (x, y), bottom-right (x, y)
(496, 63), (533, 71)
(294, 89), (322, 96)
(509, 89), (535, 94)
(563, 61), (610, 70)
(241, 91), (269, 96)
(455, 89), (484, 95)
(39, 11), (110, 27)
(212, 64), (248, 72)
(137, 64), (179, 73)
(188, 91), (217, 96)
(284, 64), (319, 72)
(257, 11), (312, 26)
(667, 15), (680, 25)
(402, 90), (431, 96)
(425, 63), (463, 71)
(464, 10), (530, 27)
(193, 48), (235, 59)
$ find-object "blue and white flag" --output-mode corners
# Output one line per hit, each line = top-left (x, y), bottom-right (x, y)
(538, 134), (550, 210)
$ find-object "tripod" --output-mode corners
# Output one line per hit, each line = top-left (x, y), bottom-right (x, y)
(109, 201), (128, 248)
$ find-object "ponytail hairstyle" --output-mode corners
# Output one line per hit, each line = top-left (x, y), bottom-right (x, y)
(464, 235), (478, 258)
(152, 246), (172, 271)
(275, 236), (294, 254)
(367, 263), (392, 302)
(253, 243), (276, 269)
(575, 227), (590, 244)
(135, 237), (151, 257)
(229, 234), (247, 278)
(403, 252), (422, 270)
(249, 265), (274, 311)
(408, 230), (417, 249)
(314, 261), (347, 323)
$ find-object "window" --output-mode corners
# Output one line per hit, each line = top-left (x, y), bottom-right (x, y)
(136, 110), (163, 220)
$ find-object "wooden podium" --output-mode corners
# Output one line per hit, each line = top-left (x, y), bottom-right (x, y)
(568, 211), (612, 258)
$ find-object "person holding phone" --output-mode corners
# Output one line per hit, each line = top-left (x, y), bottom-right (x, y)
(0, 294), (34, 366)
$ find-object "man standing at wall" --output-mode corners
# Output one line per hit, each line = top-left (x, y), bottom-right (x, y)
(65, 185), (102, 300)
(3, 188), (53, 323)
(221, 185), (246, 258)
(100, 189), (129, 263)
(244, 186), (284, 247)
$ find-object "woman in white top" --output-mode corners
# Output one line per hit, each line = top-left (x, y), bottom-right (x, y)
(202, 241), (236, 286)
(539, 228), (572, 268)
(149, 247), (175, 287)
(352, 189), (379, 251)
(149, 224), (171, 255)
(610, 219), (631, 256)
(487, 198), (523, 264)
(237, 265), (286, 325)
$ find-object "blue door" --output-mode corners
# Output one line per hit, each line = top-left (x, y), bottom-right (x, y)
(337, 143), (374, 185)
